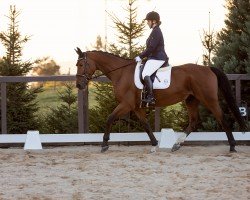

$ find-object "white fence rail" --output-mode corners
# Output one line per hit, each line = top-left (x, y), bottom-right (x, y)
(0, 129), (249, 144)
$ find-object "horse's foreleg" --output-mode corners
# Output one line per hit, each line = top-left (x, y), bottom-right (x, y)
(101, 114), (115, 152)
(134, 108), (158, 148)
(172, 96), (200, 152)
(101, 103), (131, 153)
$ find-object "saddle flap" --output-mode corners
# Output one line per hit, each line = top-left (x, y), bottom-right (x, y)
(134, 61), (172, 90)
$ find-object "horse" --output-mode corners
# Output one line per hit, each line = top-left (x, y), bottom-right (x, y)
(75, 47), (246, 153)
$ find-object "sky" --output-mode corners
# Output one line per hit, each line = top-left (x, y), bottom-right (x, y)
(0, 0), (227, 74)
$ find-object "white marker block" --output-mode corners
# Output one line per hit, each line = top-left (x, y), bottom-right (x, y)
(24, 131), (42, 150)
(159, 129), (177, 149)
(176, 132), (187, 143)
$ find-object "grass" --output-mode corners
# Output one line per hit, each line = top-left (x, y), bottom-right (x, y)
(35, 82), (97, 116)
(35, 82), (183, 117)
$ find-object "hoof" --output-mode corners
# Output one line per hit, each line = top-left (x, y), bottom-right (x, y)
(230, 147), (237, 153)
(171, 143), (181, 152)
(101, 145), (109, 153)
(150, 146), (157, 153)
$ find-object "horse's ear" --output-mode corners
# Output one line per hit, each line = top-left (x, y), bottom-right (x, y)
(77, 47), (82, 54)
(74, 48), (78, 55)
(75, 47), (82, 56)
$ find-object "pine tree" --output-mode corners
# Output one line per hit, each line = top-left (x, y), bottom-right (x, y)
(198, 12), (218, 131)
(213, 0), (250, 108)
(199, 0), (250, 131)
(107, 0), (146, 59)
(0, 6), (42, 133)
(200, 12), (217, 66)
(212, 0), (250, 129)
(40, 83), (78, 133)
(213, 0), (250, 74)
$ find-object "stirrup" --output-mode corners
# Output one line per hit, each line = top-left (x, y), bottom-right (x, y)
(142, 97), (155, 104)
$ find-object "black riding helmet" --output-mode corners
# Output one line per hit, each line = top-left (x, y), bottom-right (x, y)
(145, 11), (160, 22)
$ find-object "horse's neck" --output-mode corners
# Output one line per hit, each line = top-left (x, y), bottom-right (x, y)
(93, 54), (131, 83)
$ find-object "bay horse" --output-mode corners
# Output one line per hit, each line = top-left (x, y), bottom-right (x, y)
(75, 48), (246, 153)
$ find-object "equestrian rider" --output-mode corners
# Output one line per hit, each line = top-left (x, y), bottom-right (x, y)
(135, 11), (169, 104)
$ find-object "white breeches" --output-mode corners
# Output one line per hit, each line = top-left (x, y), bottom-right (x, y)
(142, 59), (165, 79)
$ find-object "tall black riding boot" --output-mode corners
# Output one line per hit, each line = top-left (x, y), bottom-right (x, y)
(143, 76), (155, 104)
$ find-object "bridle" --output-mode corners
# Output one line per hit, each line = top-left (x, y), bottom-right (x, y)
(76, 53), (92, 82)
(76, 52), (136, 82)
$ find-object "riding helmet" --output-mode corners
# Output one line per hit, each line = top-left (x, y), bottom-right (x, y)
(145, 11), (160, 22)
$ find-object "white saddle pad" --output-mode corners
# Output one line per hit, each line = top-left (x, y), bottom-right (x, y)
(134, 62), (173, 89)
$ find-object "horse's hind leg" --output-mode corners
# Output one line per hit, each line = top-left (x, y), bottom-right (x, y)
(185, 95), (200, 135)
(134, 108), (158, 151)
(101, 103), (131, 152)
(204, 100), (237, 152)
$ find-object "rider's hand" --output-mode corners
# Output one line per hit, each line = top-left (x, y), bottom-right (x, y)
(135, 56), (142, 62)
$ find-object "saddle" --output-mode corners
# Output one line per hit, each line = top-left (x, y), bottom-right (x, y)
(139, 60), (169, 84)
(134, 61), (172, 108)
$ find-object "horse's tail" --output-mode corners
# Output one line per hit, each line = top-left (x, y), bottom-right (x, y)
(210, 67), (247, 131)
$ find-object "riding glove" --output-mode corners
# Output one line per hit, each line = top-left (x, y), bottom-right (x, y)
(135, 56), (142, 62)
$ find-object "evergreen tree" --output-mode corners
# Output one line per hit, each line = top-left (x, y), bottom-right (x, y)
(200, 0), (250, 131)
(200, 12), (216, 66)
(213, 0), (250, 126)
(0, 6), (42, 133)
(107, 0), (146, 59)
(198, 13), (218, 131)
(213, 0), (250, 74)
(201, 29), (216, 66)
(40, 83), (78, 133)
(213, 0), (250, 111)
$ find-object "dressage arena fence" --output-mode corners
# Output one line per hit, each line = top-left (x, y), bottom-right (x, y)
(0, 74), (249, 146)
(0, 130), (249, 148)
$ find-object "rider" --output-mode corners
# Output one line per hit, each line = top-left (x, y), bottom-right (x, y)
(135, 11), (169, 104)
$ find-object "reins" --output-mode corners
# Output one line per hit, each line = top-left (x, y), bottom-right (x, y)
(76, 55), (136, 81)
(91, 61), (136, 79)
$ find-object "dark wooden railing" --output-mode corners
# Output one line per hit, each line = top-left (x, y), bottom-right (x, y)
(0, 74), (249, 134)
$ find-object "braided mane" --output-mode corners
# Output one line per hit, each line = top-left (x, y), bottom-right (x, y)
(89, 50), (133, 61)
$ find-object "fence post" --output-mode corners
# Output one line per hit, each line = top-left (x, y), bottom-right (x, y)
(235, 79), (241, 106)
(155, 107), (161, 132)
(77, 87), (89, 133)
(83, 87), (89, 133)
(1, 83), (7, 134)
